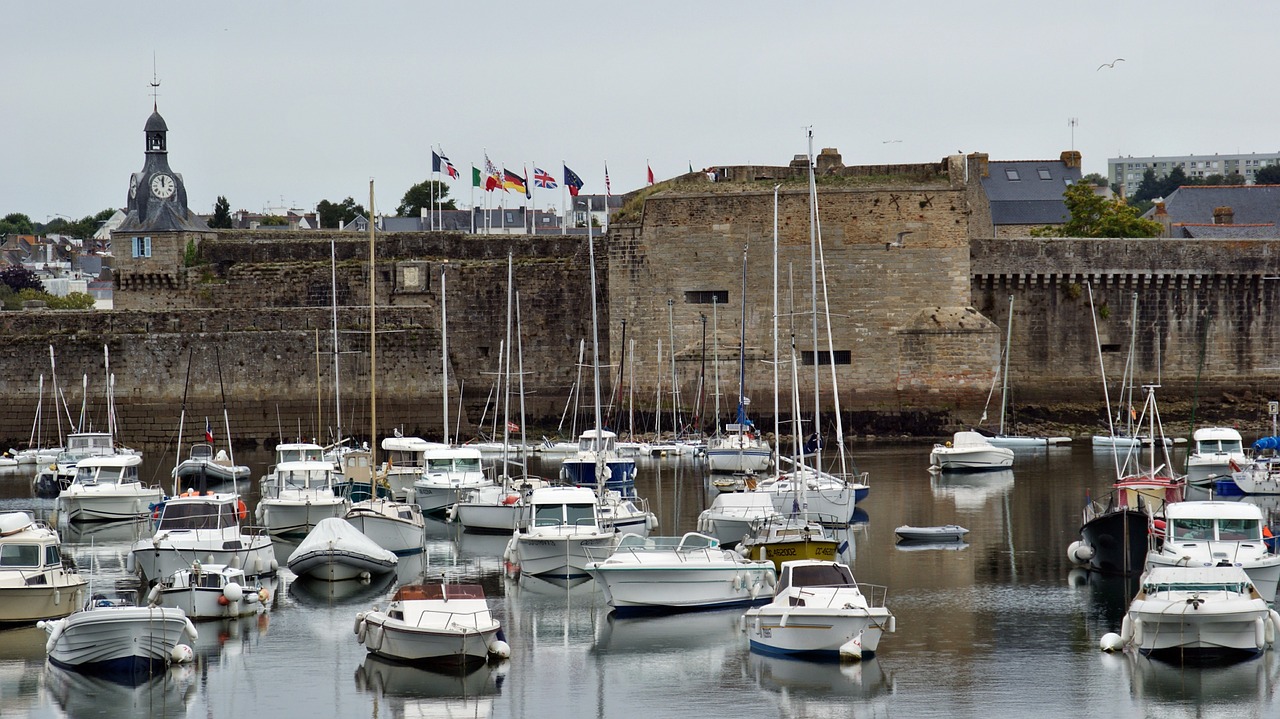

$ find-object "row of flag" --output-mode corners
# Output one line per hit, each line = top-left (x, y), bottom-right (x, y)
(431, 150), (658, 199)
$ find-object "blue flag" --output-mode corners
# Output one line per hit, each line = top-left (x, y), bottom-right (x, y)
(431, 151), (442, 173)
(564, 165), (584, 197)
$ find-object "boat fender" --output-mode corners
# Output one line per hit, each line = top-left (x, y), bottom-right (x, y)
(359, 571), (372, 583)
(171, 643), (194, 664)
(1131, 617), (1144, 646)
(736, 543), (750, 558)
(366, 622), (383, 651)
(41, 620), (64, 654)
(254, 555), (266, 574)
(53, 589), (61, 606)
(183, 618), (199, 641)
(763, 572), (776, 589)
(838, 632), (864, 662)
(749, 576), (762, 600)
(732, 574), (745, 592)
(354, 612), (367, 635)
(146, 585), (162, 606)
(258, 588), (270, 603)
(488, 639), (511, 660)
(1257, 617), (1268, 650)
(223, 582), (244, 603)
(1099, 632), (1124, 653)
(1067, 541), (1094, 565)
(270, 559), (279, 573)
(1269, 610), (1280, 647)
(1119, 615), (1133, 645)
(445, 505), (457, 523)
(356, 618), (368, 644)
(125, 552), (136, 574)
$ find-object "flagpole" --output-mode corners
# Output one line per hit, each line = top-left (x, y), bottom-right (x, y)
(561, 159), (567, 235)
(470, 165), (476, 234)
(528, 162), (535, 236)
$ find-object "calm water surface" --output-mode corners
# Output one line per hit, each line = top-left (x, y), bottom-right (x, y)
(2, 442), (1279, 718)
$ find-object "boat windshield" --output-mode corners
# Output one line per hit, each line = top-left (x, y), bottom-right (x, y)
(0, 543), (40, 567)
(456, 457), (481, 472)
(278, 448), (324, 463)
(1198, 439), (1243, 453)
(532, 502), (596, 527)
(787, 563), (855, 589)
(1170, 517), (1260, 541)
(158, 501), (238, 531)
(279, 469), (332, 490)
(1144, 581), (1250, 594)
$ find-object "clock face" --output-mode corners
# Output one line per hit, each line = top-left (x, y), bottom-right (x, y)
(129, 173), (138, 198)
(151, 173), (176, 199)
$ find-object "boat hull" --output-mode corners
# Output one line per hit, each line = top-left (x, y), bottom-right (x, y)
(706, 447), (772, 474)
(745, 606), (890, 659)
(360, 615), (500, 668)
(258, 497), (349, 538)
(588, 564), (775, 613)
(746, 538), (839, 572)
(929, 448), (1014, 472)
(155, 586), (264, 619)
(507, 534), (616, 579)
(288, 549), (398, 581)
(1079, 509), (1152, 575)
(0, 582), (88, 625)
(130, 534), (277, 586)
(43, 607), (194, 682)
(344, 509), (424, 555)
(58, 489), (162, 523)
(455, 502), (521, 534)
(559, 458), (636, 490)
(1130, 602), (1270, 663)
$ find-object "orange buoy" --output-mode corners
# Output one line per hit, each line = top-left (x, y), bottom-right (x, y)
(237, 499), (248, 520)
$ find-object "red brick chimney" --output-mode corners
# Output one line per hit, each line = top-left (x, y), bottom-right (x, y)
(1154, 202), (1171, 237)
(1213, 206), (1234, 225)
(1060, 150), (1082, 169)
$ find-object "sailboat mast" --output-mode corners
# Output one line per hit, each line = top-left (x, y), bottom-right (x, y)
(737, 244), (748, 429)
(668, 299), (678, 436)
(502, 253), (513, 459)
(442, 262), (450, 446)
(516, 290), (528, 475)
(1000, 294), (1014, 436)
(330, 235), (343, 447)
(772, 184), (780, 457)
(712, 296), (720, 431)
(806, 128), (822, 472)
(587, 214), (604, 455)
(368, 180), (377, 471)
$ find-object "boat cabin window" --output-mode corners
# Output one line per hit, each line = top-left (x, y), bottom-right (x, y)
(533, 502), (596, 527)
(45, 544), (61, 567)
(1171, 517), (1214, 541)
(387, 450), (419, 466)
(456, 456), (481, 472)
(158, 501), (238, 531)
(278, 448), (324, 463)
(69, 435), (112, 451)
(0, 543), (40, 567)
(1218, 518), (1260, 541)
(190, 444), (213, 459)
(1198, 439), (1243, 453)
(578, 436), (616, 452)
(280, 469), (331, 489)
(427, 458), (454, 472)
(74, 466), (98, 485)
(788, 563), (854, 589)
(1143, 581), (1249, 594)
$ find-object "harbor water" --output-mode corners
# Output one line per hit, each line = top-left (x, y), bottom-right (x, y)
(2, 441), (1279, 718)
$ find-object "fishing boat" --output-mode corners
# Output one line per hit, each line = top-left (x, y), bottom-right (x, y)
(1145, 500), (1280, 602)
(1186, 427), (1248, 487)
(696, 491), (780, 548)
(38, 588), (197, 681)
(344, 497), (425, 556)
(1102, 565), (1280, 664)
(0, 512), (87, 625)
(894, 525), (969, 543)
(558, 428), (637, 489)
(172, 443), (250, 489)
(738, 512), (841, 571)
(354, 583), (509, 668)
(57, 454), (162, 523)
(256, 454), (350, 538)
(454, 476), (550, 534)
(128, 491), (277, 585)
(929, 431), (1014, 472)
(287, 517), (398, 581)
(150, 562), (269, 619)
(412, 446), (491, 517)
(585, 532), (776, 614)
(503, 485), (617, 579)
(744, 560), (895, 661)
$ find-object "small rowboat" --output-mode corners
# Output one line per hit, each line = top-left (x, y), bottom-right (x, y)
(894, 525), (969, 543)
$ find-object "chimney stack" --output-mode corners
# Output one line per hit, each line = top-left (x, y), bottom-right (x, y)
(1060, 150), (1082, 169)
(1213, 206), (1234, 225)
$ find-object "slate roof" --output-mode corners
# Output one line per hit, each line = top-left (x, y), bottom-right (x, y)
(1146, 185), (1280, 226)
(980, 160), (1081, 225)
(1177, 224), (1280, 239)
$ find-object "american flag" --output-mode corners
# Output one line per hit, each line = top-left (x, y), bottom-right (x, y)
(533, 167), (557, 189)
(604, 163), (612, 196)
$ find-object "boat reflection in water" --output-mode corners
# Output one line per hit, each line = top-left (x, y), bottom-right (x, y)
(1067, 567), (1140, 631)
(592, 606), (741, 655)
(45, 660), (197, 717)
(287, 571), (396, 607)
(354, 654), (503, 718)
(749, 653), (894, 717)
(1115, 647), (1280, 709)
(929, 469), (1014, 511)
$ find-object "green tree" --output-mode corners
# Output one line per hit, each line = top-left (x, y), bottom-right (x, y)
(316, 197), (366, 228)
(1080, 172), (1109, 187)
(1255, 165), (1280, 184)
(210, 196), (233, 228)
(1130, 168), (1162, 204)
(259, 215), (289, 226)
(0, 212), (35, 236)
(0, 265), (44, 292)
(1160, 166), (1190, 197)
(1202, 174), (1226, 186)
(1032, 182), (1162, 238)
(396, 180), (456, 217)
(1224, 172), (1246, 185)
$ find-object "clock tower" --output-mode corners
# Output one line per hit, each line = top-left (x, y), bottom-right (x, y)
(112, 104), (212, 308)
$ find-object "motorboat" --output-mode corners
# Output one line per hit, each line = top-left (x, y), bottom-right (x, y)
(597, 489), (657, 537)
(287, 517), (398, 581)
(744, 560), (895, 661)
(344, 497), (425, 555)
(929, 431), (1014, 472)
(38, 588), (198, 681)
(454, 475), (551, 534)
(1103, 565), (1280, 664)
(754, 463), (868, 522)
(1144, 500), (1280, 602)
(57, 454), (162, 523)
(894, 525), (969, 542)
(412, 446), (492, 517)
(1229, 436), (1280, 495)
(381, 435), (443, 500)
(256, 457), (350, 538)
(585, 532), (776, 614)
(1071, 383), (1186, 575)
(0, 511), (88, 624)
(696, 491), (780, 548)
(150, 562), (269, 619)
(128, 491), (277, 585)
(172, 443), (250, 490)
(354, 583), (508, 668)
(558, 429), (637, 490)
(1186, 427), (1248, 487)
(738, 512), (841, 572)
(503, 485), (617, 579)
(33, 432), (140, 498)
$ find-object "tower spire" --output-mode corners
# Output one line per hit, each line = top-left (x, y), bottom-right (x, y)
(149, 52), (160, 111)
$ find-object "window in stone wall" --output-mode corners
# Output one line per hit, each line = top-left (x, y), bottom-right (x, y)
(1100, 343), (1122, 353)
(132, 236), (151, 258)
(684, 290), (729, 305)
(800, 350), (852, 366)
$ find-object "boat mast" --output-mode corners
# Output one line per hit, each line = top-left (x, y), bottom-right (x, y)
(668, 298), (678, 437)
(712, 295), (720, 432)
(330, 235), (342, 448)
(515, 290), (528, 476)
(806, 128), (822, 474)
(368, 180), (377, 473)
(737, 243), (748, 433)
(772, 184), (780, 459)
(441, 261), (450, 446)
(999, 294), (1014, 436)
(502, 252), (513, 466)
(587, 212), (605, 470)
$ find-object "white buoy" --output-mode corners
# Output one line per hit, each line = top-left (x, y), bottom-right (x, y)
(222, 582), (244, 603)
(171, 644), (194, 664)
(1099, 632), (1124, 652)
(1067, 541), (1094, 565)
(359, 571), (372, 583)
(488, 639), (511, 659)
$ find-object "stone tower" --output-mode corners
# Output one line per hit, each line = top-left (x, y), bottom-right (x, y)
(111, 104), (212, 308)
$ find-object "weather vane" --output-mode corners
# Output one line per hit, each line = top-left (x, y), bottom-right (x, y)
(149, 52), (161, 110)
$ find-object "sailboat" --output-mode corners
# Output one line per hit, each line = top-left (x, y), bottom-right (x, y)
(706, 245), (772, 474)
(1090, 292), (1170, 450)
(983, 295), (1069, 448)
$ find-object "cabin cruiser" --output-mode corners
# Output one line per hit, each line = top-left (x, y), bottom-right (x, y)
(412, 446), (491, 517)
(355, 583), (508, 667)
(0, 512), (87, 624)
(129, 491), (277, 585)
(929, 431), (1014, 472)
(503, 485), (616, 579)
(1186, 427), (1247, 487)
(57, 454), (162, 523)
(1145, 501), (1280, 602)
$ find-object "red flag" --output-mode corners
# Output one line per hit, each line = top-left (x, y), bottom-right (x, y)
(647, 164), (654, 186)
(507, 421), (520, 433)
(204, 418), (214, 443)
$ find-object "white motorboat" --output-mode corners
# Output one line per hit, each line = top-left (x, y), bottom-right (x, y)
(754, 463), (868, 522)
(534, 438), (579, 457)
(454, 476), (551, 534)
(1145, 500), (1280, 602)
(0, 512), (88, 624)
(14, 447), (61, 465)
(894, 525), (969, 543)
(287, 517), (398, 581)
(381, 435), (443, 500)
(57, 454), (162, 523)
(1186, 427), (1248, 486)
(585, 532), (776, 614)
(150, 562), (269, 619)
(128, 491), (277, 585)
(344, 498), (426, 556)
(38, 588), (197, 681)
(559, 429), (638, 490)
(929, 431), (1014, 472)
(355, 583), (508, 668)
(1228, 436), (1280, 495)
(413, 446), (492, 517)
(598, 490), (658, 537)
(33, 432), (140, 498)
(503, 485), (617, 579)
(1103, 565), (1280, 663)
(696, 491), (780, 548)
(256, 458), (350, 538)
(744, 560), (895, 661)
(172, 443), (250, 489)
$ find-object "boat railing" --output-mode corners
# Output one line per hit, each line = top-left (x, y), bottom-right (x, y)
(794, 582), (889, 609)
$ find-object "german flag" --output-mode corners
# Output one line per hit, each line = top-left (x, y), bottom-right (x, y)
(503, 169), (526, 194)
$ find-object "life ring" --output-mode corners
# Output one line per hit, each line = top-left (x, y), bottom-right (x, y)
(237, 499), (248, 521)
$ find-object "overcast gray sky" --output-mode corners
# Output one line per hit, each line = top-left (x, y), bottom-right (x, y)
(7, 1), (1276, 223)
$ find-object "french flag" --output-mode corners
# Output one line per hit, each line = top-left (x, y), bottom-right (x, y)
(205, 418), (214, 443)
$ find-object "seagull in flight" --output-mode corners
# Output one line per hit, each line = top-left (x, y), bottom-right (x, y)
(1097, 58), (1125, 71)
(882, 139), (902, 144)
